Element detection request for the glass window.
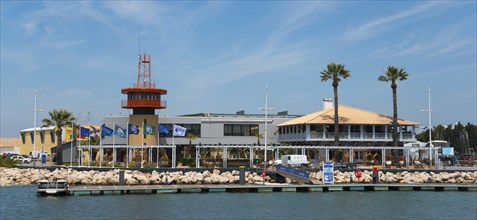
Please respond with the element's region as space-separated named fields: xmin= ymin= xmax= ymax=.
xmin=21 ymin=133 xmax=26 ymax=144
xmin=30 ymin=132 xmax=34 ymax=144
xmin=224 ymin=124 xmax=258 ymax=136
xmin=350 ymin=125 xmax=361 ymax=132
xmin=40 ymin=131 xmax=45 ymax=144
xmin=50 ymin=131 xmax=55 ymax=143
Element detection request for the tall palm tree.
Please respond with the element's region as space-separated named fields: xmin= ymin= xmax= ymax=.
xmin=42 ymin=109 xmax=75 ymax=165
xmin=378 ymin=65 xmax=409 ymax=150
xmin=320 ymin=62 xmax=351 ymax=147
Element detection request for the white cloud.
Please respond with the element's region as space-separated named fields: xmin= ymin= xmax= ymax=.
xmin=344 ymin=1 xmax=444 ymax=41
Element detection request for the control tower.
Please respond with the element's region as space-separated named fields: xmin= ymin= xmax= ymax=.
xmin=121 ymin=54 xmax=167 ymax=145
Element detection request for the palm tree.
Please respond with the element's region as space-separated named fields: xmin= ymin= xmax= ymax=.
xmin=255 ymin=133 xmax=264 ymax=145
xmin=185 ymin=133 xmax=198 ymax=159
xmin=378 ymin=65 xmax=408 ymax=149
xmin=42 ymin=109 xmax=75 ymax=165
xmin=320 ymin=62 xmax=351 ymax=147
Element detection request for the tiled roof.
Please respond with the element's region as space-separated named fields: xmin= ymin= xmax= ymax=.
xmin=278 ymin=105 xmax=419 ymax=126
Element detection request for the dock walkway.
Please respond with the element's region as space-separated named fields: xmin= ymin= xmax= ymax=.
xmin=66 ymin=183 xmax=477 ymax=196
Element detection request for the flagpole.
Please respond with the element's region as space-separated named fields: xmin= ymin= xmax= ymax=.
xmin=141 ymin=120 xmax=144 ymax=168
xmin=78 ymin=126 xmax=82 ymax=167
xmin=70 ymin=122 xmax=74 ymax=167
xmin=88 ymin=113 xmax=91 ymax=168
xmin=126 ymin=121 xmax=129 ymax=168
xmin=100 ymin=124 xmax=103 ymax=168
xmin=157 ymin=112 xmax=160 ymax=168
xmin=113 ymin=122 xmax=116 ymax=168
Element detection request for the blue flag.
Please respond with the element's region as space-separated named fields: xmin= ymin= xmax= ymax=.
xmin=80 ymin=126 xmax=90 ymax=138
xmin=114 ymin=125 xmax=127 ymax=138
xmin=101 ymin=124 xmax=113 ymax=137
xmin=159 ymin=124 xmax=169 ymax=134
xmin=128 ymin=124 xmax=139 ymax=135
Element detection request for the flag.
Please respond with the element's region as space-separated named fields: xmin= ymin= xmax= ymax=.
xmin=80 ymin=126 xmax=90 ymax=138
xmin=101 ymin=124 xmax=113 ymax=137
xmin=143 ymin=123 xmax=155 ymax=135
xmin=90 ymin=126 xmax=99 ymax=136
xmin=72 ymin=124 xmax=78 ymax=140
xmin=114 ymin=125 xmax=127 ymax=138
xmin=173 ymin=125 xmax=187 ymax=137
xmin=128 ymin=124 xmax=139 ymax=135
xmin=159 ymin=124 xmax=170 ymax=134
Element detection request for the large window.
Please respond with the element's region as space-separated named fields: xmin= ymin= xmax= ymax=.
xmin=40 ymin=131 xmax=45 ymax=144
xmin=21 ymin=133 xmax=26 ymax=144
xmin=30 ymin=132 xmax=34 ymax=144
xmin=50 ymin=131 xmax=55 ymax=143
xmin=224 ymin=124 xmax=259 ymax=136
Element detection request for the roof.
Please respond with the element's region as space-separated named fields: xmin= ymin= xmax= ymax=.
xmin=0 ymin=138 xmax=20 ymax=147
xmin=278 ymin=105 xmax=420 ymax=126
xmin=19 ymin=126 xmax=56 ymax=132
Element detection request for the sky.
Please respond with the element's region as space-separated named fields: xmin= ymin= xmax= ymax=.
xmin=1 ymin=1 xmax=476 ymax=138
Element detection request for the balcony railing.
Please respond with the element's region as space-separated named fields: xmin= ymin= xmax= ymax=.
xmin=279 ymin=131 xmax=415 ymax=142
xmin=121 ymin=99 xmax=167 ymax=109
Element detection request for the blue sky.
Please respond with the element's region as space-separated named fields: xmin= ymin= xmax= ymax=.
xmin=1 ymin=1 xmax=476 ymax=138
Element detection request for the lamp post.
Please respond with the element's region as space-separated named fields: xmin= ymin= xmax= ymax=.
xmin=259 ymin=86 xmax=274 ymax=170
xmin=422 ymin=88 xmax=433 ymax=169
xmin=33 ymin=90 xmax=42 ymax=167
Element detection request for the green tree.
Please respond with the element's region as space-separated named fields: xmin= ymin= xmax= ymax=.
xmin=255 ymin=133 xmax=263 ymax=145
xmin=320 ymin=62 xmax=351 ymax=146
xmin=378 ymin=65 xmax=408 ymax=149
xmin=42 ymin=109 xmax=75 ymax=165
xmin=185 ymin=133 xmax=198 ymax=159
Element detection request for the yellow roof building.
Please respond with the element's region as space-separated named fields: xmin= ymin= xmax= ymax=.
xmin=277 ymin=105 xmax=420 ymax=146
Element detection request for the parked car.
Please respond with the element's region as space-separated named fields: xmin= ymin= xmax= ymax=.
xmin=11 ymin=155 xmax=32 ymax=164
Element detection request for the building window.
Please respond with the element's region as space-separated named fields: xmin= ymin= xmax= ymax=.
xmin=40 ymin=131 xmax=45 ymax=144
xmin=224 ymin=124 xmax=259 ymax=136
xmin=50 ymin=131 xmax=55 ymax=143
xmin=30 ymin=132 xmax=34 ymax=144
xmin=21 ymin=133 xmax=26 ymax=144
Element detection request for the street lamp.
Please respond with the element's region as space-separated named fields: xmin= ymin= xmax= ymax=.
xmin=33 ymin=90 xmax=43 ymax=167
xmin=421 ymin=88 xmax=433 ymax=169
xmin=259 ymin=86 xmax=274 ymax=170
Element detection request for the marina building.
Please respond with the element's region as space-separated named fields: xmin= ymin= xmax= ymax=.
xmin=278 ymin=99 xmax=419 ymax=146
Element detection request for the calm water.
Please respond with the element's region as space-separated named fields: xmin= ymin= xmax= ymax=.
xmin=1 ymin=185 xmax=476 ymax=220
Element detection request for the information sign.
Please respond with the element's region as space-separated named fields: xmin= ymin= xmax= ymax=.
xmin=323 ymin=162 xmax=334 ymax=184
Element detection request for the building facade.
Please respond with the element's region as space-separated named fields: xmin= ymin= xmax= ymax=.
xmin=100 ymin=112 xmax=299 ymax=146
xmin=278 ymin=104 xmax=419 ymax=146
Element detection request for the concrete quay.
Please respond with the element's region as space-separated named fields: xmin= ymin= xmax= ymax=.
xmin=65 ymin=183 xmax=477 ymax=196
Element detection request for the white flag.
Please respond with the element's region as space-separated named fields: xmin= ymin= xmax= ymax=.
xmin=173 ymin=125 xmax=187 ymax=136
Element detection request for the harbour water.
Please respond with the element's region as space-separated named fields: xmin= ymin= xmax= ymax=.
xmin=1 ymin=185 xmax=476 ymax=219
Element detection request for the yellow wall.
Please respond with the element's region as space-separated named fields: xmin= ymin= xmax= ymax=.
xmin=128 ymin=114 xmax=158 ymax=145
xmin=19 ymin=129 xmax=57 ymax=155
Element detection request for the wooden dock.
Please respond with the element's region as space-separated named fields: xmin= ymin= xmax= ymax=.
xmin=64 ymin=184 xmax=477 ymax=196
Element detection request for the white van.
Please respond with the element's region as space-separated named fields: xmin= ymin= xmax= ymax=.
xmin=280 ymin=155 xmax=308 ymax=166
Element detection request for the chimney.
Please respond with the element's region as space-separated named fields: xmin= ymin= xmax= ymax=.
xmin=323 ymin=98 xmax=333 ymax=110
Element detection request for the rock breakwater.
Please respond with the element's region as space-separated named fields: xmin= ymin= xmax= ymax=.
xmin=1 ymin=167 xmax=476 ymax=187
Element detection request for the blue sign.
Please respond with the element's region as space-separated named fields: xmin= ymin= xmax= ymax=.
xmin=323 ymin=162 xmax=334 ymax=184
xmin=276 ymin=165 xmax=309 ymax=179
xmin=41 ymin=154 xmax=46 ymax=164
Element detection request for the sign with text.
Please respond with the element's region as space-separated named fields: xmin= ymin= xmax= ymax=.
xmin=323 ymin=162 xmax=334 ymax=184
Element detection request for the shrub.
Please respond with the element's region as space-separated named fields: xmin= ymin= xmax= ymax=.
xmin=0 ymin=157 xmax=20 ymax=168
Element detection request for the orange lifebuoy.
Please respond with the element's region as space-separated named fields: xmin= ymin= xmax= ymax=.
xmin=354 ymin=169 xmax=362 ymax=178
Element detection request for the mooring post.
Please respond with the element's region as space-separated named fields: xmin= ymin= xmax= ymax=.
xmin=239 ymin=166 xmax=245 ymax=185
xmin=119 ymin=169 xmax=125 ymax=186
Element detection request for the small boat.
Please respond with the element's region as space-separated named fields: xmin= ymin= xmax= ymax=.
xmin=37 ymin=179 xmax=69 ymax=196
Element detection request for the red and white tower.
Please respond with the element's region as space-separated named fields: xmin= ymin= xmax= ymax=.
xmin=121 ymin=53 xmax=167 ymax=145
